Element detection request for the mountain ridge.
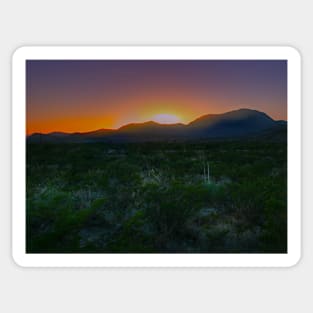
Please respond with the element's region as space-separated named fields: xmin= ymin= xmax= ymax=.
xmin=28 ymin=108 xmax=287 ymax=143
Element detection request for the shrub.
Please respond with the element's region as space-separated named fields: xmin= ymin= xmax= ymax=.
xmin=27 ymin=187 xmax=100 ymax=252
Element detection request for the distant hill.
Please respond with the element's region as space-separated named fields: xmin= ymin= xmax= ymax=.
xmin=27 ymin=108 xmax=287 ymax=143
xmin=188 ymin=108 xmax=277 ymax=138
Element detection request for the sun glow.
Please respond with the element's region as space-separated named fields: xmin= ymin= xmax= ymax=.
xmin=151 ymin=113 xmax=181 ymax=124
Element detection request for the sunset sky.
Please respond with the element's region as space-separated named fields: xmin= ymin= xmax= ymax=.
xmin=26 ymin=60 xmax=287 ymax=135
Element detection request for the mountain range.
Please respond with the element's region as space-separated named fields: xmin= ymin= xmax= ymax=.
xmin=28 ymin=108 xmax=287 ymax=143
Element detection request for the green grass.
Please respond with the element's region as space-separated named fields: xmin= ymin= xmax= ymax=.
xmin=26 ymin=140 xmax=287 ymax=253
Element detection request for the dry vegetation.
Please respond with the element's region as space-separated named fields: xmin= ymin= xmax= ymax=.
xmin=26 ymin=140 xmax=287 ymax=253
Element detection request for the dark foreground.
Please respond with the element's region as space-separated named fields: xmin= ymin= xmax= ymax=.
xmin=26 ymin=140 xmax=287 ymax=253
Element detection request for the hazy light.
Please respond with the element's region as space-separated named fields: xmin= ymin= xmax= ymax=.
xmin=151 ymin=113 xmax=181 ymax=124
xmin=26 ymin=60 xmax=287 ymax=134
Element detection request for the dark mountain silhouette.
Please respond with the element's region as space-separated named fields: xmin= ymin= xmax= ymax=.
xmin=72 ymin=128 xmax=113 ymax=135
xmin=113 ymin=121 xmax=186 ymax=141
xmin=187 ymin=108 xmax=277 ymax=138
xmin=27 ymin=108 xmax=286 ymax=143
xmin=118 ymin=121 xmax=185 ymax=132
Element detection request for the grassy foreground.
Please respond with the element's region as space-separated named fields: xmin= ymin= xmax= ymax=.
xmin=26 ymin=141 xmax=287 ymax=253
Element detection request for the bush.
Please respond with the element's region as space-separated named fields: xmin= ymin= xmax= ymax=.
xmin=27 ymin=187 xmax=100 ymax=252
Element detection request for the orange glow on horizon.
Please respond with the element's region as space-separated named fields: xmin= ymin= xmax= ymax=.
xmin=26 ymin=95 xmax=284 ymax=135
xmin=26 ymin=60 xmax=287 ymax=135
xmin=27 ymin=115 xmax=117 ymax=135
xmin=27 ymin=94 xmax=220 ymax=135
xmin=151 ymin=114 xmax=181 ymax=124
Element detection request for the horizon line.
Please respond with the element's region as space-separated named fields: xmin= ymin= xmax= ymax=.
xmin=27 ymin=108 xmax=287 ymax=136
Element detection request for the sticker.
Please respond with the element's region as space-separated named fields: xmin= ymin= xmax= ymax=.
xmin=12 ymin=46 xmax=301 ymax=267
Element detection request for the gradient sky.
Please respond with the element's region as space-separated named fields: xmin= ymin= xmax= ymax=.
xmin=26 ymin=60 xmax=287 ymax=134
